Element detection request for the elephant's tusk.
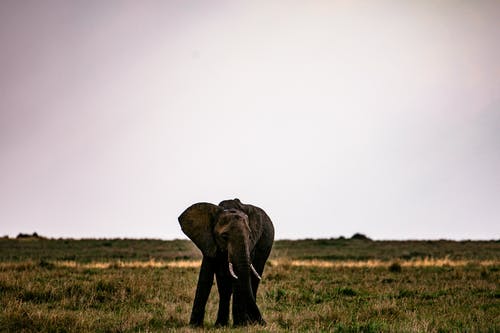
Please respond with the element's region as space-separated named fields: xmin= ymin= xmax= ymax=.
xmin=228 ymin=262 xmax=238 ymax=279
xmin=250 ymin=264 xmax=261 ymax=280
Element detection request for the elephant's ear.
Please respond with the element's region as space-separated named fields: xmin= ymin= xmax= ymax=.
xmin=178 ymin=202 xmax=222 ymax=258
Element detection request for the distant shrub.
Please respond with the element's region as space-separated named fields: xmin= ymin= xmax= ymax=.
xmin=16 ymin=232 xmax=43 ymax=239
xmin=389 ymin=262 xmax=402 ymax=273
xmin=351 ymin=233 xmax=372 ymax=241
xmin=38 ymin=259 xmax=54 ymax=270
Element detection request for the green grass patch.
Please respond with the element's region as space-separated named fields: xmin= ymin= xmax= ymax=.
xmin=0 ymin=238 xmax=498 ymax=331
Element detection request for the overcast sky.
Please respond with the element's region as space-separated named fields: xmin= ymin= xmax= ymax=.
xmin=1 ymin=1 xmax=499 ymax=240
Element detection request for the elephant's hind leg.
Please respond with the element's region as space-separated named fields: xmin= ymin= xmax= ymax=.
xmin=250 ymin=245 xmax=271 ymax=300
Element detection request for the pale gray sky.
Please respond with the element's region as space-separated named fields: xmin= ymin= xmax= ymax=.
xmin=1 ymin=1 xmax=499 ymax=240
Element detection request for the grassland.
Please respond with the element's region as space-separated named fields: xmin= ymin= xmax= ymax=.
xmin=0 ymin=237 xmax=499 ymax=332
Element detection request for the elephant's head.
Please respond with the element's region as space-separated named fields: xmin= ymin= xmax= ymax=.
xmin=178 ymin=201 xmax=263 ymax=325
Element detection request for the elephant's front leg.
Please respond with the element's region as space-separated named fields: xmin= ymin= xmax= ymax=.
xmin=189 ymin=257 xmax=214 ymax=326
xmin=214 ymin=267 xmax=232 ymax=326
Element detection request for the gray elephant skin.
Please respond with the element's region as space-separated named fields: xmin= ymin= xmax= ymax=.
xmin=178 ymin=198 xmax=275 ymax=327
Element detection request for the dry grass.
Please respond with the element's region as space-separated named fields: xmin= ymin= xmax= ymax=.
xmin=1 ymin=261 xmax=498 ymax=332
xmin=56 ymin=259 xmax=202 ymax=269
xmin=272 ymin=257 xmax=500 ymax=268
xmin=1 ymin=238 xmax=498 ymax=332
xmin=1 ymin=258 xmax=497 ymax=270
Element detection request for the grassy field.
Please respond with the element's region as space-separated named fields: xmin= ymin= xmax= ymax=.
xmin=0 ymin=237 xmax=499 ymax=332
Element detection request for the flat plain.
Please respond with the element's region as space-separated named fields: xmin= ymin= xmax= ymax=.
xmin=0 ymin=237 xmax=499 ymax=332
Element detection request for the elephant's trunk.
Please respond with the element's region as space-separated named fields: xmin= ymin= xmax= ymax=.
xmin=230 ymin=247 xmax=263 ymax=326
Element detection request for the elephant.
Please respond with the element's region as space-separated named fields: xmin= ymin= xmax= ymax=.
xmin=178 ymin=198 xmax=275 ymax=327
